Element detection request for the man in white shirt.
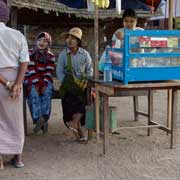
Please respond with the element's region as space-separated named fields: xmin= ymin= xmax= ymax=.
xmin=0 ymin=0 xmax=29 ymax=169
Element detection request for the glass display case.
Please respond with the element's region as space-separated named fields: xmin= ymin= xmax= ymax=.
xmin=109 ymin=29 xmax=180 ymax=84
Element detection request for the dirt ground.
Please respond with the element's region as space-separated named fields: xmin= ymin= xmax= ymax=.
xmin=1 ymin=90 xmax=180 ymax=180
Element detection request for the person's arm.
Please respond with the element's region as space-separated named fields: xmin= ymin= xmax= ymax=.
xmin=0 ymin=74 xmax=14 ymax=90
xmin=56 ymin=52 xmax=65 ymax=83
xmin=115 ymin=31 xmax=124 ymax=40
xmin=0 ymin=74 xmax=7 ymax=86
xmin=85 ymin=51 xmax=93 ymax=77
xmin=11 ymin=32 xmax=29 ymax=99
xmin=11 ymin=62 xmax=28 ymax=98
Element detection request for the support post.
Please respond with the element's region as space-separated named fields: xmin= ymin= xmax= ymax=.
xmin=94 ymin=5 xmax=100 ymax=142
xmin=103 ymin=94 xmax=109 ymax=154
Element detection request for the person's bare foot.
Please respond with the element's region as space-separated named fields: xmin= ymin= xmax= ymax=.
xmin=0 ymin=155 xmax=4 ymax=170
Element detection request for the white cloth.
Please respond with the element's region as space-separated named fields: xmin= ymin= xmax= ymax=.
xmin=112 ymin=27 xmax=144 ymax=48
xmin=0 ymin=69 xmax=24 ymax=154
xmin=0 ymin=22 xmax=29 ymax=68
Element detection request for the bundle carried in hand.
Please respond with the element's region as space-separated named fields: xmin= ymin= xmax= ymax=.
xmin=91 ymin=0 xmax=110 ymax=8
xmin=58 ymin=54 xmax=87 ymax=99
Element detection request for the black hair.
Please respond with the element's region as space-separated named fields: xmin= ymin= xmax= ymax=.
xmin=66 ymin=34 xmax=82 ymax=47
xmin=37 ymin=32 xmax=45 ymax=40
xmin=122 ymin=8 xmax=137 ymax=20
xmin=76 ymin=38 xmax=82 ymax=47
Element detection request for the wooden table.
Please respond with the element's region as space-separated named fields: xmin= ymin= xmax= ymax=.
xmin=88 ymin=79 xmax=180 ymax=154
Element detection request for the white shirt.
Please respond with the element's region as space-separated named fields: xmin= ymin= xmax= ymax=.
xmin=0 ymin=22 xmax=29 ymax=68
xmin=112 ymin=27 xmax=144 ymax=48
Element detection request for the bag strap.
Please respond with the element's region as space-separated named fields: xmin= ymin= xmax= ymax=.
xmin=67 ymin=53 xmax=72 ymax=72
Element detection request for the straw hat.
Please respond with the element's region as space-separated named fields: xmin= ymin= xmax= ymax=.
xmin=67 ymin=27 xmax=82 ymax=41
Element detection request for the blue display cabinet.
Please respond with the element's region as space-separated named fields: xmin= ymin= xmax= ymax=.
xmin=109 ymin=29 xmax=180 ymax=84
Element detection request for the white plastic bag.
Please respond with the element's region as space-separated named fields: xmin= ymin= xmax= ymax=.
xmin=98 ymin=51 xmax=106 ymax=72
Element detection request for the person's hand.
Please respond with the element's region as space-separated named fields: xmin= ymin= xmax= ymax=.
xmin=34 ymin=86 xmax=40 ymax=94
xmin=40 ymin=86 xmax=47 ymax=95
xmin=115 ymin=31 xmax=124 ymax=40
xmin=91 ymin=88 xmax=96 ymax=99
xmin=10 ymin=84 xmax=22 ymax=100
xmin=7 ymin=81 xmax=14 ymax=91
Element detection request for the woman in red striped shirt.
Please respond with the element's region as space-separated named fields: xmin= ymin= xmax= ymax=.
xmin=24 ymin=32 xmax=55 ymax=134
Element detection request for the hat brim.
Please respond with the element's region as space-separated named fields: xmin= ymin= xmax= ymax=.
xmin=66 ymin=33 xmax=82 ymax=42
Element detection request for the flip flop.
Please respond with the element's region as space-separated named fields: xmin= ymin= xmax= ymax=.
xmin=66 ymin=122 xmax=80 ymax=138
xmin=79 ymin=137 xmax=88 ymax=144
xmin=11 ymin=158 xmax=24 ymax=168
xmin=41 ymin=122 xmax=48 ymax=134
xmin=33 ymin=117 xmax=46 ymax=134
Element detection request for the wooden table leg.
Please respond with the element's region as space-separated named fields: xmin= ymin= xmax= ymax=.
xmin=170 ymin=89 xmax=177 ymax=149
xmin=167 ymin=89 xmax=172 ymax=135
xmin=95 ymin=90 xmax=100 ymax=142
xmin=88 ymin=129 xmax=93 ymax=140
xmin=133 ymin=96 xmax=139 ymax=121
xmin=148 ymin=90 xmax=153 ymax=136
xmin=103 ymin=94 xmax=109 ymax=154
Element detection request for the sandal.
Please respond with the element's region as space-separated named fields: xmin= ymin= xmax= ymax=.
xmin=11 ymin=158 xmax=24 ymax=168
xmin=41 ymin=122 xmax=48 ymax=134
xmin=0 ymin=155 xmax=4 ymax=170
xmin=79 ymin=137 xmax=88 ymax=144
xmin=33 ymin=117 xmax=46 ymax=134
xmin=66 ymin=122 xmax=80 ymax=138
xmin=66 ymin=122 xmax=88 ymax=144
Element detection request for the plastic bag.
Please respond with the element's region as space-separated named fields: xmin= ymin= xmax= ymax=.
xmin=98 ymin=50 xmax=123 ymax=72
xmin=98 ymin=51 xmax=106 ymax=72
xmin=109 ymin=51 xmax=123 ymax=66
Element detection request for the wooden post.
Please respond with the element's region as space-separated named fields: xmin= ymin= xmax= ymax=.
xmin=10 ymin=7 xmax=28 ymax=135
xmin=170 ymin=89 xmax=177 ymax=149
xmin=168 ymin=0 xmax=174 ymax=30
xmin=133 ymin=96 xmax=139 ymax=121
xmin=167 ymin=0 xmax=173 ymax=133
xmin=10 ymin=7 xmax=18 ymax=29
xmin=148 ymin=90 xmax=153 ymax=136
xmin=94 ymin=5 xmax=100 ymax=142
xmin=103 ymin=94 xmax=109 ymax=154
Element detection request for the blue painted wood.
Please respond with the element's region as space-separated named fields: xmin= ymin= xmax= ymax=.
xmin=110 ymin=29 xmax=180 ymax=84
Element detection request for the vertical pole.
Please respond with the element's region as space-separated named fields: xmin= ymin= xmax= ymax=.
xmin=94 ymin=5 xmax=100 ymax=142
xmin=167 ymin=0 xmax=173 ymax=133
xmin=170 ymin=89 xmax=177 ymax=149
xmin=123 ymin=29 xmax=129 ymax=84
xmin=103 ymin=94 xmax=109 ymax=154
xmin=10 ymin=7 xmax=18 ymax=29
xmin=168 ymin=0 xmax=174 ymax=30
xmin=148 ymin=90 xmax=153 ymax=136
xmin=133 ymin=96 xmax=139 ymax=121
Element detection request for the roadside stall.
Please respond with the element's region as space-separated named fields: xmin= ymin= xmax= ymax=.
xmin=88 ymin=0 xmax=180 ymax=154
xmin=55 ymin=0 xmax=179 ymax=154
xmin=90 ymin=28 xmax=180 ymax=154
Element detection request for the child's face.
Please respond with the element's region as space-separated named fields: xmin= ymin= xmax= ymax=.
xmin=123 ymin=16 xmax=137 ymax=30
xmin=66 ymin=35 xmax=78 ymax=48
xmin=37 ymin=37 xmax=49 ymax=50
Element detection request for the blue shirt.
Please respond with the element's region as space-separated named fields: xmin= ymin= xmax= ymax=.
xmin=56 ymin=47 xmax=93 ymax=83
